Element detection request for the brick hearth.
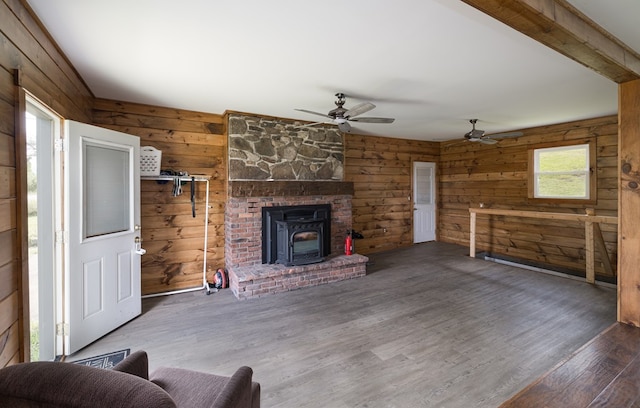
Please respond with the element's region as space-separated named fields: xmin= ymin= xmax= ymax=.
xmin=225 ymin=181 xmax=368 ymax=300
xmin=230 ymin=254 xmax=368 ymax=299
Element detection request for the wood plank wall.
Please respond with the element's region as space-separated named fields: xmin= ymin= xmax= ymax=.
xmin=439 ymin=116 xmax=618 ymax=279
xmin=0 ymin=0 xmax=93 ymax=365
xmin=345 ymin=134 xmax=440 ymax=254
xmin=0 ymin=0 xmax=623 ymax=367
xmin=92 ymin=99 xmax=227 ymax=296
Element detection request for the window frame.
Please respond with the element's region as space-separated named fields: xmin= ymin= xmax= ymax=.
xmin=527 ymin=140 xmax=596 ymax=204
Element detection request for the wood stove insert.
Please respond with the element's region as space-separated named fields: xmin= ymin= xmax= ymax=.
xmin=262 ymin=204 xmax=331 ymax=265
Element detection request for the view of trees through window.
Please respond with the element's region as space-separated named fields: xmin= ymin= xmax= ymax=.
xmin=534 ymin=144 xmax=590 ymax=199
xmin=25 ymin=111 xmax=39 ymax=360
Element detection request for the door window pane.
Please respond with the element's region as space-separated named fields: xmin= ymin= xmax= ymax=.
xmin=416 ymin=167 xmax=433 ymax=204
xmin=83 ymin=143 xmax=130 ymax=238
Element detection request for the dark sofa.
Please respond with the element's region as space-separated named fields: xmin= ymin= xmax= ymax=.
xmin=0 ymin=350 xmax=260 ymax=408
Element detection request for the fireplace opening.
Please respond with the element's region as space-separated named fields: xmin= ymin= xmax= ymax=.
xmin=262 ymin=204 xmax=331 ymax=265
xmin=276 ymin=219 xmax=324 ymax=266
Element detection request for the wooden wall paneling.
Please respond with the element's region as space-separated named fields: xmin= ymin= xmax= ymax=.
xmin=0 ymin=291 xmax=18 ymax=345
xmin=1 ymin=0 xmax=95 ymax=364
xmin=92 ymin=99 xmax=226 ymax=295
xmin=93 ymin=98 xmax=225 ymax=123
xmin=0 ymin=322 xmax=18 ymax=367
xmin=92 ymin=109 xmax=224 ymax=135
xmin=345 ymin=133 xmax=439 ymax=254
xmin=0 ymin=260 xmax=17 ymax=303
xmin=439 ymin=116 xmax=618 ymax=280
xmin=0 ymin=198 xmax=16 ymax=231
xmin=0 ymin=2 xmax=92 ymax=121
xmin=4 ymin=0 xmax=90 ymax=97
xmin=0 ymin=167 xmax=16 ymax=199
xmin=0 ymin=321 xmax=19 ymax=367
xmin=0 ymin=133 xmax=14 ymax=167
xmin=0 ymin=99 xmax=14 ymax=136
xmin=0 ymin=62 xmax=18 ymax=368
xmin=618 ymin=79 xmax=640 ymax=326
xmin=0 ymin=68 xmax=14 ymax=104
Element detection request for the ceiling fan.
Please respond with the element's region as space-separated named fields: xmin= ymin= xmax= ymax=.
xmin=464 ymin=119 xmax=523 ymax=144
xmin=295 ymin=93 xmax=395 ymax=133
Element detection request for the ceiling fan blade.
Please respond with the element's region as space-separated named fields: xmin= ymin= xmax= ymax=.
xmin=295 ymin=108 xmax=332 ymax=119
xmin=344 ymin=102 xmax=375 ymax=118
xmin=295 ymin=121 xmax=327 ymax=129
xmin=479 ymin=138 xmax=498 ymax=145
xmin=349 ymin=117 xmax=395 ymax=124
xmin=487 ymin=131 xmax=523 ymax=139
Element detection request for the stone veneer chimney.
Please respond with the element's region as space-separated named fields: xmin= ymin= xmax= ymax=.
xmin=223 ymin=115 xmax=368 ymax=299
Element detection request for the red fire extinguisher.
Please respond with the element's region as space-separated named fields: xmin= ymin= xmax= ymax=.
xmin=345 ymin=231 xmax=353 ymax=255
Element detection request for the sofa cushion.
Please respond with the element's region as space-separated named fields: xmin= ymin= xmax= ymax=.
xmin=0 ymin=361 xmax=177 ymax=408
xmin=151 ymin=366 xmax=256 ymax=408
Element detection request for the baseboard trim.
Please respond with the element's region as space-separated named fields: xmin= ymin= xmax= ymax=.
xmin=483 ymin=255 xmax=617 ymax=289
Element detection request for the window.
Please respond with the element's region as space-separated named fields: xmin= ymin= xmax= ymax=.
xmin=529 ymin=142 xmax=595 ymax=201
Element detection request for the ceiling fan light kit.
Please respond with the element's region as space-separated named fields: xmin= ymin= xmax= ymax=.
xmin=295 ymin=93 xmax=395 ymax=133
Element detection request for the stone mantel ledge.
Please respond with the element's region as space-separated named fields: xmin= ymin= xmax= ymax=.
xmin=228 ymin=180 xmax=354 ymax=197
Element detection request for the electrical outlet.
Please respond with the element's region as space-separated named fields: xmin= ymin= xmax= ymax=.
xmin=383 ymin=228 xmax=387 ymax=233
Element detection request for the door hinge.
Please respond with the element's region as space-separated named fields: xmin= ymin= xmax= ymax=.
xmin=55 ymin=230 xmax=68 ymax=244
xmin=56 ymin=323 xmax=69 ymax=336
xmin=54 ymin=139 xmax=65 ymax=152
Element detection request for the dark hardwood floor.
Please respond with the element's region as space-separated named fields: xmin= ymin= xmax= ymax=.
xmin=500 ymin=322 xmax=640 ymax=408
xmin=70 ymin=242 xmax=617 ymax=407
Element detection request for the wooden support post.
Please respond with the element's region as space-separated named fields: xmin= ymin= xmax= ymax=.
xmin=618 ymin=79 xmax=640 ymax=326
xmin=469 ymin=211 xmax=477 ymax=258
xmin=585 ymin=209 xmax=595 ymax=284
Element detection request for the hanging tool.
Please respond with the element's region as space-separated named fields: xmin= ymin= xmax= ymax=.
xmin=172 ymin=176 xmax=182 ymax=197
xmin=191 ymin=176 xmax=196 ymax=217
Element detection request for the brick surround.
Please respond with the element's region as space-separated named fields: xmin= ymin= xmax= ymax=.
xmin=225 ymin=181 xmax=369 ymax=299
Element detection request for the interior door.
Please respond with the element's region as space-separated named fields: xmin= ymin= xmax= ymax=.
xmin=65 ymin=121 xmax=141 ymax=354
xmin=413 ymin=161 xmax=436 ymax=243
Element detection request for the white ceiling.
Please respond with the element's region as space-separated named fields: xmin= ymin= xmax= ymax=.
xmin=25 ymin=0 xmax=639 ymax=141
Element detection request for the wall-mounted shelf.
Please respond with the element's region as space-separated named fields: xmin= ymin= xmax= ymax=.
xmin=141 ymin=174 xmax=211 ymax=182
xmin=140 ymin=175 xmax=211 ymax=296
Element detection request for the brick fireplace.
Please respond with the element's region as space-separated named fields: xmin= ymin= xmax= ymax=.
xmin=225 ymin=181 xmax=368 ymax=299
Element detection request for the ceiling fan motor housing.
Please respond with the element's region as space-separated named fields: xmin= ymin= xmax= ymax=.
xmin=295 ymin=92 xmax=394 ymax=133
xmin=329 ymin=106 xmax=348 ymax=119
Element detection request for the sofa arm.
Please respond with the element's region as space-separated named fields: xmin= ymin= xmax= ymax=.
xmin=151 ymin=365 xmax=259 ymax=408
xmin=0 ymin=361 xmax=176 ymax=408
xmin=113 ymin=350 xmax=150 ymax=379
xmin=211 ymin=366 xmax=255 ymax=408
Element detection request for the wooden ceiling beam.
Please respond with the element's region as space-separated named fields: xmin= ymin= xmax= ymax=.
xmin=461 ymin=0 xmax=640 ymax=83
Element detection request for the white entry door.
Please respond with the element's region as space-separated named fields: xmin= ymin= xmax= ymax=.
xmin=65 ymin=121 xmax=141 ymax=354
xmin=413 ymin=162 xmax=436 ymax=243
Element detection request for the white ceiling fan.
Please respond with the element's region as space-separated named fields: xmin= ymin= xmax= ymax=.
xmin=464 ymin=119 xmax=523 ymax=144
xmin=295 ymin=93 xmax=395 ymax=133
